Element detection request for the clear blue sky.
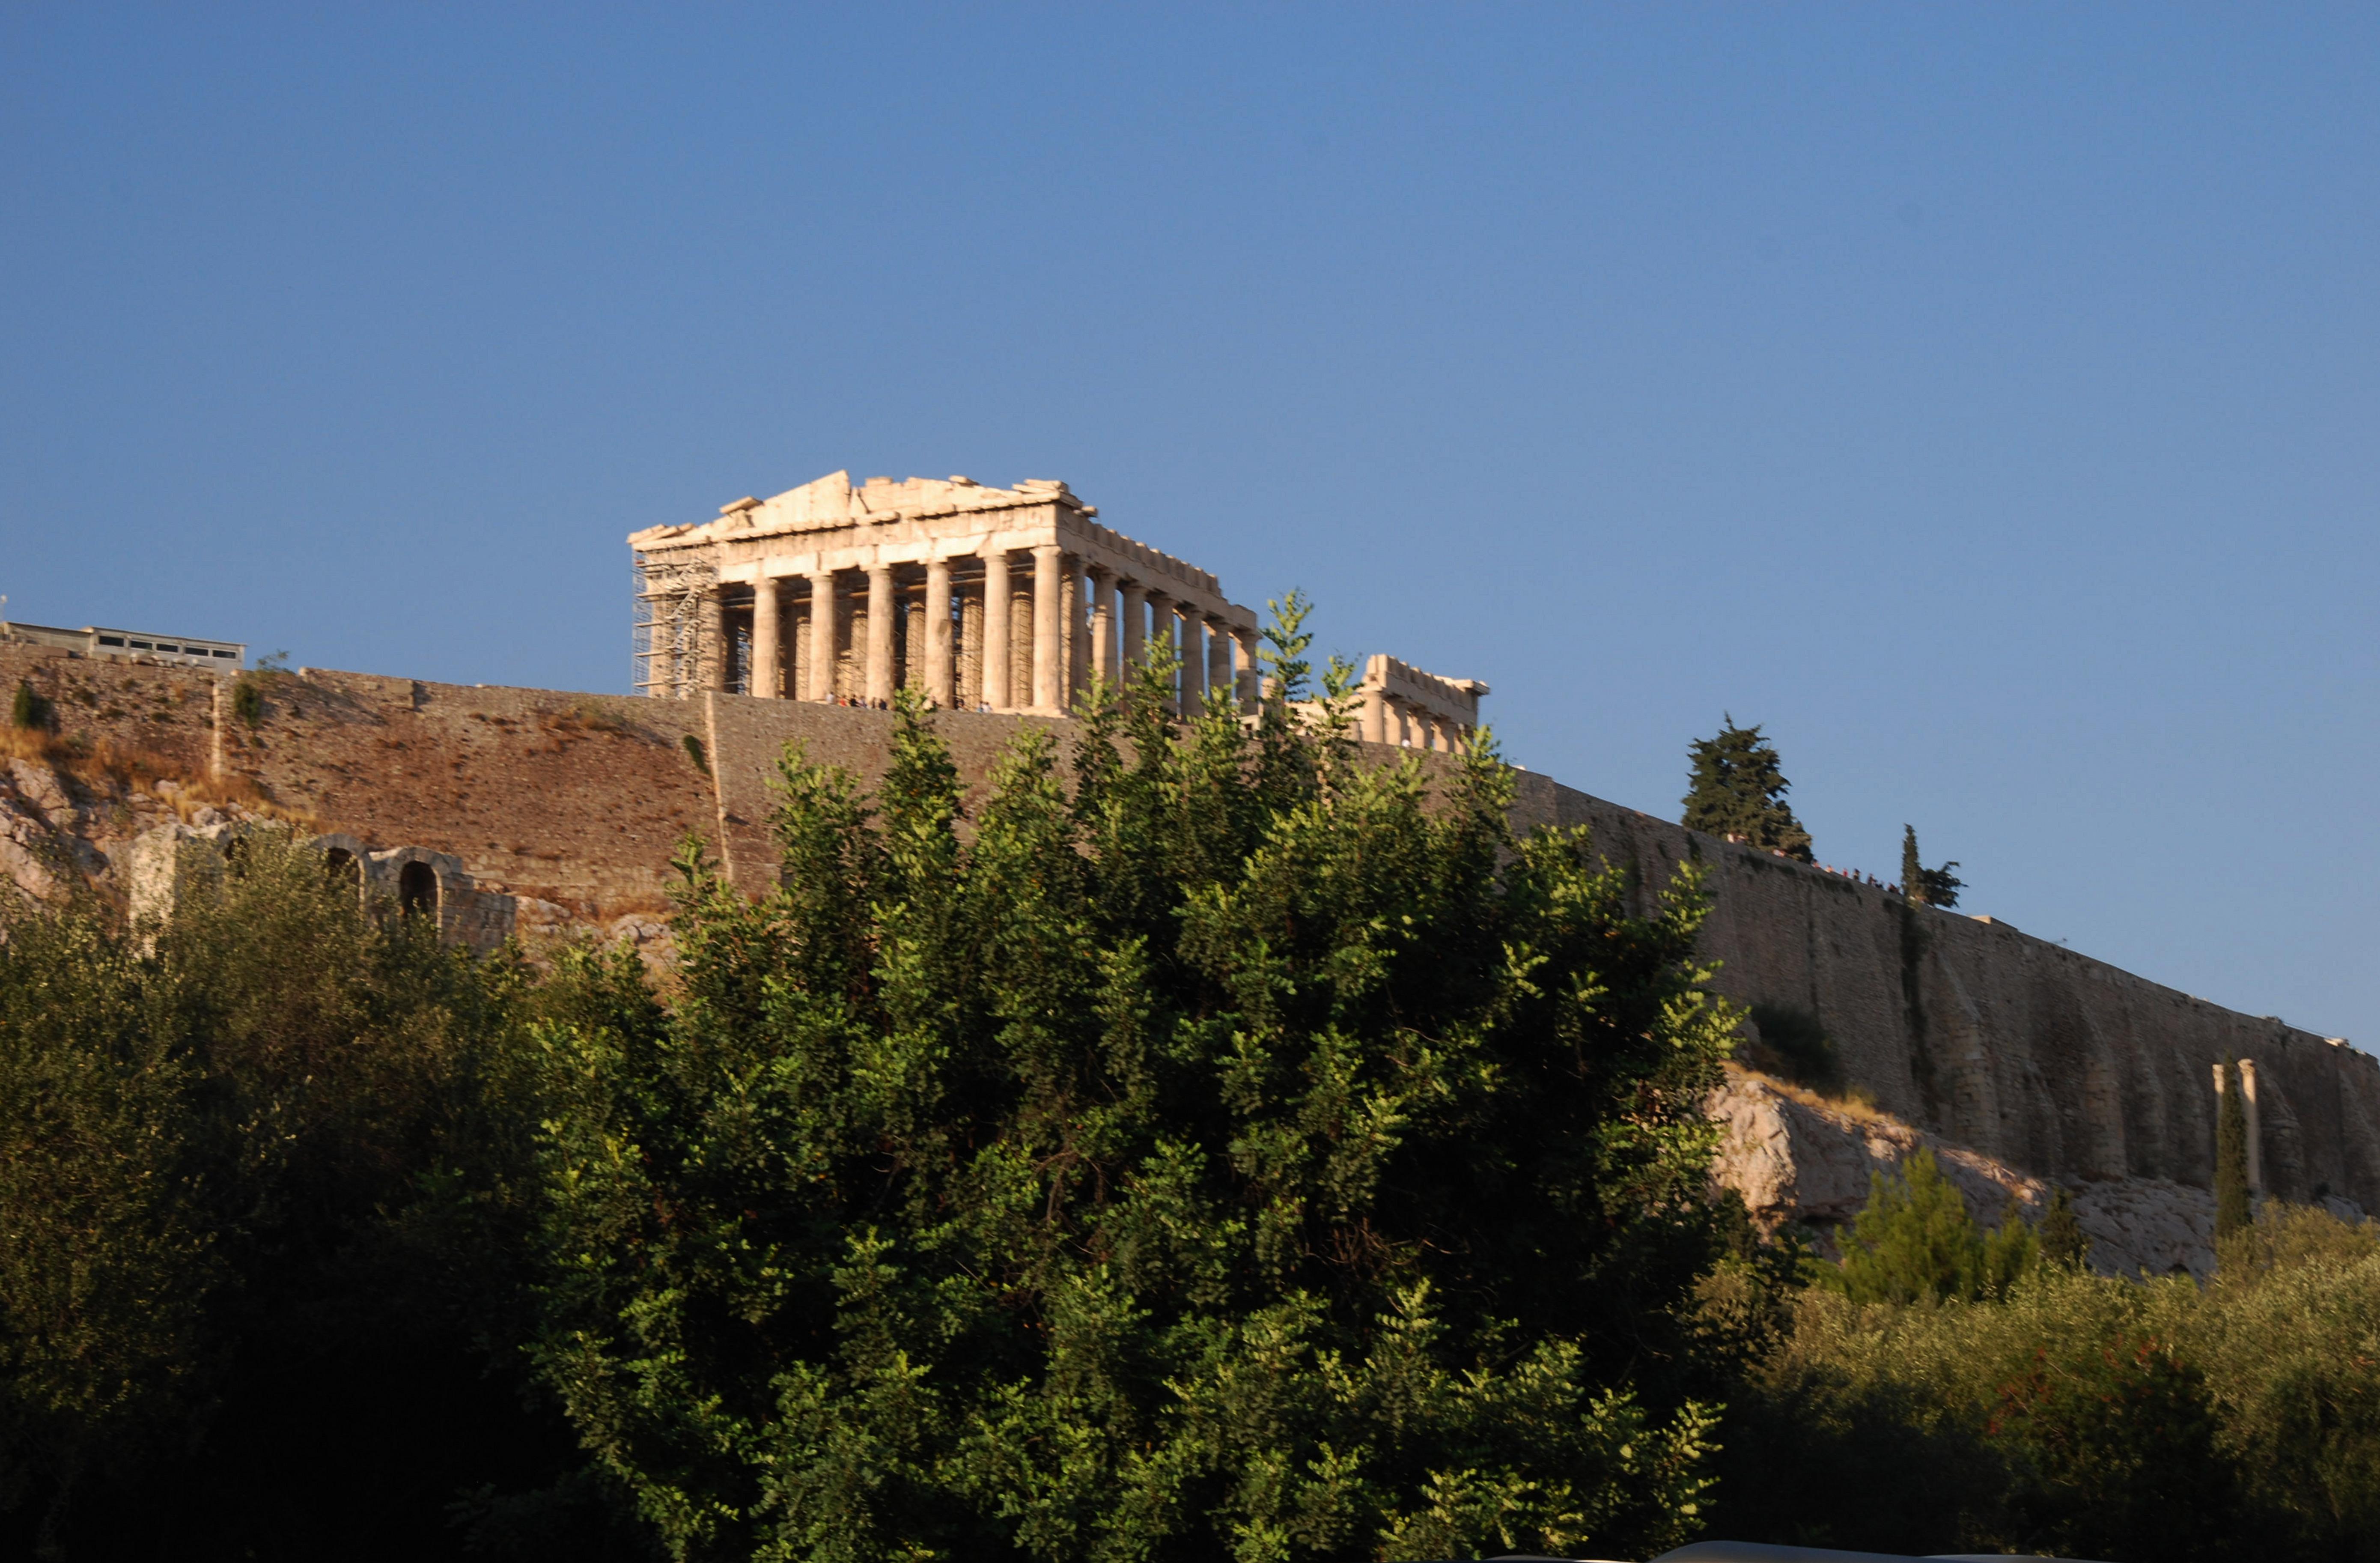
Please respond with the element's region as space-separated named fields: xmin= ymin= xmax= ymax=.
xmin=4 ymin=6 xmax=2374 ymax=1042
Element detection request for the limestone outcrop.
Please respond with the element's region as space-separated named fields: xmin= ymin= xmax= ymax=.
xmin=1707 ymin=1067 xmax=2369 ymax=1281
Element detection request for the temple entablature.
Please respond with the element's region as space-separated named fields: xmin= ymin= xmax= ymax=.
xmin=632 ymin=470 xmax=1262 ymax=718
xmin=1355 ymin=655 xmax=1488 ymax=752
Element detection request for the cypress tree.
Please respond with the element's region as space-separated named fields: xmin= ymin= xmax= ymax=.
xmin=2216 ymin=1059 xmax=2253 ymax=1240
xmin=1682 ymin=716 xmax=1813 ymax=862
xmin=2037 ymin=1184 xmax=2088 ymax=1270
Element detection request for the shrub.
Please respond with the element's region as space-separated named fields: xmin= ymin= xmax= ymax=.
xmin=9 ymin=680 xmax=54 ymax=731
xmin=530 ymin=617 xmax=1740 ymax=1563
xmin=0 ymin=832 xmax=632 ymax=1559
xmin=1823 ymin=1148 xmax=2037 ymax=1306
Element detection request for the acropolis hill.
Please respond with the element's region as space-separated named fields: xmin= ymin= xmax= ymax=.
xmin=3 ymin=467 xmax=2372 ymax=1277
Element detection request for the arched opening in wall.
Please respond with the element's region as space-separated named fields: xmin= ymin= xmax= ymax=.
xmin=323 ymin=847 xmax=361 ymax=900
xmin=398 ymin=861 xmax=438 ymax=920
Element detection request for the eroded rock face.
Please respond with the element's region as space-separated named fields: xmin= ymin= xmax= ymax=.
xmin=1703 ymin=1067 xmax=2353 ymax=1281
xmin=1708 ymin=1066 xmax=2046 ymax=1233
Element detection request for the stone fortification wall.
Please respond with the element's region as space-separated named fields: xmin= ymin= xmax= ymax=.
xmin=0 ymin=643 xmax=1071 ymax=914
xmin=1510 ymin=773 xmax=2380 ymax=1212
xmin=9 ymin=641 xmax=2372 ymax=1214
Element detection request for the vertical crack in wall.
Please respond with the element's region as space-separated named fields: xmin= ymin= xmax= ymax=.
xmin=1898 ymin=900 xmax=1942 ymax=1127
xmin=702 ymin=689 xmax=734 ymax=885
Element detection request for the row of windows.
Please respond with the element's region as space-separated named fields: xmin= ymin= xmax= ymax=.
xmin=93 ymin=635 xmax=238 ymax=658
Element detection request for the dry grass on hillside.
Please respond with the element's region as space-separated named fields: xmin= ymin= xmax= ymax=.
xmin=2 ymin=726 xmax=316 ymax=828
xmin=1725 ymin=1060 xmax=1891 ymax=1125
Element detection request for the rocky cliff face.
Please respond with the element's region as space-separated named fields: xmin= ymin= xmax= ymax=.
xmin=1707 ymin=1067 xmax=2243 ymax=1280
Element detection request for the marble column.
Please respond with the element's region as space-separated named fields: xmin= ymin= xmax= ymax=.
xmin=1180 ymin=604 xmax=1204 ymax=711
xmin=925 ymin=558 xmax=954 ymax=708
xmin=1088 ymin=567 xmax=1116 ymax=684
xmin=1144 ymin=591 xmax=1173 ymax=711
xmin=701 ymin=588 xmax=728 ymax=692
xmin=752 ymin=578 xmax=781 ymax=698
xmin=807 ymin=572 xmax=837 ymax=701
xmin=1172 ymin=607 xmax=1198 ymax=710
xmin=1120 ymin=580 xmax=1147 ymax=669
xmin=865 ymin=565 xmax=896 ymax=704
xmin=1206 ymin=618 xmax=1231 ymax=711
xmin=1360 ymin=685 xmax=1386 ymax=744
xmin=1065 ymin=555 xmax=1089 ymax=707
xmin=1031 ymin=545 xmax=1063 ymax=713
xmin=1234 ymin=626 xmax=1262 ymax=713
xmin=981 ymin=551 xmax=1012 ymax=711
xmin=959 ymin=585 xmax=983 ymax=708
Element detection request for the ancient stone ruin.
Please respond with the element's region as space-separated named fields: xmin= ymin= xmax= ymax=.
xmin=124 ymin=821 xmax=517 ymax=951
xmin=629 ymin=470 xmax=1488 ymax=747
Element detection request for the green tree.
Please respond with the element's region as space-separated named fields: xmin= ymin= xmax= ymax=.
xmin=2037 ymin=1186 xmax=2088 ymax=1271
xmin=1826 ymin=1149 xmax=2036 ymax=1306
xmin=1734 ymin=1266 xmax=2240 ymax=1560
xmin=0 ymin=834 xmax=629 ymax=1561
xmin=531 ymin=622 xmax=1740 ymax=1563
xmin=1682 ymin=717 xmax=1812 ymax=862
xmin=1900 ymin=826 xmax=1963 ymax=908
xmin=9 ymin=680 xmax=54 ymax=731
xmin=2194 ymin=1206 xmax=2380 ymax=1557
xmin=2216 ymin=1060 xmax=2253 ymax=1241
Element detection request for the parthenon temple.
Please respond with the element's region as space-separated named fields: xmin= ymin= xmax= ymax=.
xmin=629 ymin=471 xmax=1487 ymax=749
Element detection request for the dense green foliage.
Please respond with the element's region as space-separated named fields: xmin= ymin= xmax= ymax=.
xmin=0 ymin=836 xmax=643 ymax=1561
xmin=1897 ymin=824 xmax=1962 ymax=908
xmin=1819 ymin=1149 xmax=2035 ymax=1306
xmin=529 ymin=635 xmax=1740 ymax=1563
xmin=230 ymin=674 xmax=265 ymax=726
xmin=1680 ymin=719 xmax=1811 ymax=862
xmin=11 ymin=621 xmax=2380 ymax=1563
xmin=1719 ymin=1202 xmax=2380 ymax=1563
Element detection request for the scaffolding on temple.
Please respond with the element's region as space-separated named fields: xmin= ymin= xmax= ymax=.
xmin=632 ymin=554 xmax=718 ymax=698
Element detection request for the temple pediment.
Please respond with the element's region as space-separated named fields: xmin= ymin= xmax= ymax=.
xmin=630 ymin=471 xmax=1096 ymax=552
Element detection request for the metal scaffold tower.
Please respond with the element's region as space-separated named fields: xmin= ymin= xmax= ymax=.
xmin=632 ymin=554 xmax=717 ymax=698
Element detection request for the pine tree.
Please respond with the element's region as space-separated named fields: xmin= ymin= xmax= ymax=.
xmin=1901 ymin=824 xmax=1963 ymax=908
xmin=2216 ymin=1059 xmax=2254 ymax=1241
xmin=1682 ymin=716 xmax=1813 ymax=862
xmin=1827 ymin=1148 xmax=2036 ymax=1304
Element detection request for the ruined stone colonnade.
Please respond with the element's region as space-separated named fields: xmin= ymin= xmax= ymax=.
xmin=631 ymin=470 xmax=1488 ymax=748
xmin=632 ymin=472 xmax=1265 ymax=717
